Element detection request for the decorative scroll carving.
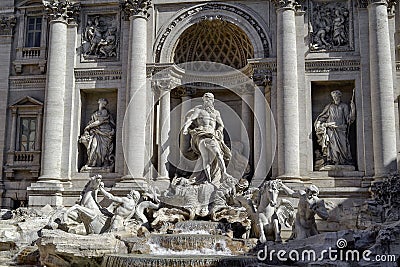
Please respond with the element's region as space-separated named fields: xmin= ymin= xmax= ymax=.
xmin=42 ymin=0 xmax=80 ymax=22
xmin=0 ymin=15 xmax=16 ymax=35
xmin=82 ymin=15 xmax=119 ymax=61
xmin=309 ymin=1 xmax=353 ymax=52
xmin=120 ymin=0 xmax=152 ymax=19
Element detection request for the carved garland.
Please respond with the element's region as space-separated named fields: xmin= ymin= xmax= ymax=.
xmin=155 ymin=3 xmax=270 ymax=63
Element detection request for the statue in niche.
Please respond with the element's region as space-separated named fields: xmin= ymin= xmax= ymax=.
xmin=82 ymin=15 xmax=118 ymax=60
xmin=79 ymin=98 xmax=115 ymax=172
xmin=182 ymin=92 xmax=232 ymax=186
xmin=314 ymin=90 xmax=355 ymax=170
xmin=279 ymin=182 xmax=329 ymax=240
xmin=310 ymin=2 xmax=350 ymax=51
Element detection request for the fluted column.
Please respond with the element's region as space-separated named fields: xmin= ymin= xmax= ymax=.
xmin=274 ymin=0 xmax=300 ymax=179
xmin=39 ymin=0 xmax=79 ymax=181
xmin=121 ymin=0 xmax=152 ymax=179
xmin=368 ymin=0 xmax=397 ymax=177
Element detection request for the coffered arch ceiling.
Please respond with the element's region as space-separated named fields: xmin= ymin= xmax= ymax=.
xmin=173 ymin=19 xmax=254 ymax=69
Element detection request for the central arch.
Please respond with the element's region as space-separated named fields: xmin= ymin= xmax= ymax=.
xmin=153 ymin=2 xmax=272 ymax=63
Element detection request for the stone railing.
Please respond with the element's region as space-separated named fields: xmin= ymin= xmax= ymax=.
xmin=7 ymin=150 xmax=41 ymax=166
xmin=5 ymin=150 xmax=41 ymax=178
xmin=16 ymin=47 xmax=46 ymax=60
xmin=14 ymin=47 xmax=47 ymax=73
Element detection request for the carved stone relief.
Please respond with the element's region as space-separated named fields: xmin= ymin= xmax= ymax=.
xmin=81 ymin=14 xmax=119 ymax=61
xmin=309 ymin=1 xmax=353 ymax=52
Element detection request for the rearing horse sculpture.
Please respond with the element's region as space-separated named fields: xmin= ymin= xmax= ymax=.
xmin=237 ymin=180 xmax=294 ymax=243
xmin=64 ymin=175 xmax=112 ymax=234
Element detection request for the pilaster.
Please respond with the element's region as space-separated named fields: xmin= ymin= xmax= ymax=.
xmin=0 ymin=15 xmax=15 ymax=207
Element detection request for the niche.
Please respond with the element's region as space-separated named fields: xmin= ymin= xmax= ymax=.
xmin=311 ymin=81 xmax=357 ymax=171
xmin=78 ymin=89 xmax=117 ymax=172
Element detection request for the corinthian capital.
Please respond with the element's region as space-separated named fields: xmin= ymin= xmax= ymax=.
xmin=272 ymin=0 xmax=301 ymax=10
xmin=42 ymin=0 xmax=80 ymax=22
xmin=120 ymin=0 xmax=152 ymax=19
xmin=0 ymin=15 xmax=16 ymax=36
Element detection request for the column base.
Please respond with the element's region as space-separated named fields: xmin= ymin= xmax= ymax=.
xmin=112 ymin=176 xmax=148 ymax=195
xmin=27 ymin=180 xmax=68 ymax=208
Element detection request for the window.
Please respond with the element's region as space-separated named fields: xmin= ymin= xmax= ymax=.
xmin=19 ymin=117 xmax=37 ymax=151
xmin=25 ymin=17 xmax=42 ymax=47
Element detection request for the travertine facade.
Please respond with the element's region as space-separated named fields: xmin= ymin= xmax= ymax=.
xmin=0 ymin=0 xmax=399 ymax=234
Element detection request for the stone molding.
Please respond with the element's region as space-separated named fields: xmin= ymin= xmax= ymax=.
xmin=305 ymin=59 xmax=360 ymax=72
xmin=9 ymin=75 xmax=46 ymax=89
xmin=154 ymin=2 xmax=270 ymax=63
xmin=147 ymin=59 xmax=360 ymax=81
xmin=0 ymin=15 xmax=16 ymax=36
xmin=120 ymin=0 xmax=152 ymax=19
xmin=42 ymin=0 xmax=80 ymax=23
xmin=74 ymin=69 xmax=122 ymax=82
xmin=248 ymin=58 xmax=359 ymax=73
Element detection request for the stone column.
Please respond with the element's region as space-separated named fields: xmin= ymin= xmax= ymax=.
xmin=178 ymin=88 xmax=194 ymax=173
xmin=0 ymin=15 xmax=16 ymax=207
xmin=111 ymin=0 xmax=153 ymax=195
xmin=28 ymin=0 xmax=79 ymax=207
xmin=240 ymin=90 xmax=254 ymax=160
xmin=368 ymin=0 xmax=398 ymax=177
xmin=120 ymin=0 xmax=152 ymax=185
xmin=273 ymin=0 xmax=300 ymax=179
xmin=153 ymin=79 xmax=172 ymax=178
xmin=252 ymin=74 xmax=268 ymax=184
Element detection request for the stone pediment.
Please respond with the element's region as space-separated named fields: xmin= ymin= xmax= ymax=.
xmin=10 ymin=96 xmax=43 ymax=108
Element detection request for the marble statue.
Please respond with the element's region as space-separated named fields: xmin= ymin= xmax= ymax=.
xmin=314 ymin=90 xmax=355 ymax=169
xmin=99 ymin=187 xmax=141 ymax=231
xmin=79 ymin=98 xmax=116 ymax=172
xmin=279 ymin=182 xmax=329 ymax=240
xmin=237 ymin=180 xmax=294 ymax=243
xmin=63 ymin=175 xmax=159 ymax=234
xmin=64 ymin=175 xmax=112 ymax=234
xmin=182 ymin=92 xmax=232 ymax=186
